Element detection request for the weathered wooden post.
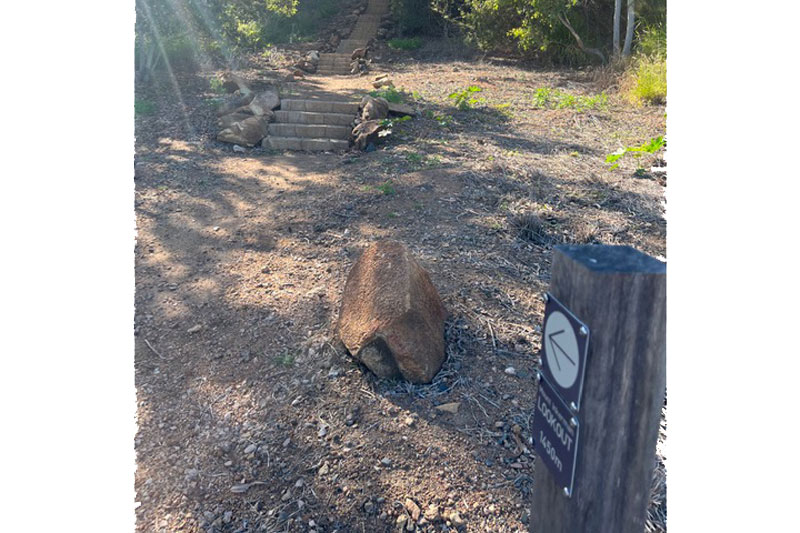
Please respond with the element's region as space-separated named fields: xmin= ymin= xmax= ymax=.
xmin=530 ymin=245 xmax=666 ymax=533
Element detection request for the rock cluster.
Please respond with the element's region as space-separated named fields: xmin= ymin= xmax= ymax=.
xmin=294 ymin=50 xmax=321 ymax=74
xmin=337 ymin=240 xmax=447 ymax=384
xmin=350 ymin=89 xmax=415 ymax=151
xmin=215 ymin=76 xmax=280 ymax=148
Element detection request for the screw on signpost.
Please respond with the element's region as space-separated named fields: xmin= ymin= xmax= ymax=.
xmin=530 ymin=245 xmax=666 ymax=533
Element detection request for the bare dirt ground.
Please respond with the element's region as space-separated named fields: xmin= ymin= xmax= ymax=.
xmin=134 ymin=50 xmax=666 ymax=533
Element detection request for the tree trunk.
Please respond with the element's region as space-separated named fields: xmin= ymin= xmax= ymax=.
xmin=613 ymin=0 xmax=622 ymax=57
xmin=558 ymin=13 xmax=606 ymax=64
xmin=623 ymin=0 xmax=635 ymax=56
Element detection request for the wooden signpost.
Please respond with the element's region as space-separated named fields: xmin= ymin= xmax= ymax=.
xmin=530 ymin=245 xmax=666 ymax=533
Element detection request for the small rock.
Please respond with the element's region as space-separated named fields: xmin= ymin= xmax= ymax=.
xmin=281 ymin=490 xmax=291 ymax=502
xmin=223 ymin=511 xmax=232 ymax=524
xmin=449 ymin=511 xmax=465 ymax=527
xmin=380 ymin=457 xmax=392 ymax=467
xmin=396 ymin=515 xmax=408 ymax=527
xmin=318 ymin=462 xmax=329 ymax=476
xmin=424 ymin=504 xmax=440 ymax=522
xmin=435 ymin=402 xmax=461 ymax=414
xmin=504 ymin=366 xmax=517 ymax=376
xmin=405 ymin=498 xmax=421 ymax=522
xmin=295 ymin=478 xmax=304 ymax=488
xmin=283 ymin=437 xmax=291 ymax=448
xmin=364 ymin=501 xmax=374 ymax=513
xmin=232 ymin=145 xmax=246 ymax=153
xmin=403 ymin=416 xmax=415 ymax=427
xmin=318 ymin=425 xmax=329 ymax=438
xmin=379 ymin=511 xmax=388 ymax=521
xmin=244 ymin=443 xmax=257 ymax=454
xmin=187 ymin=324 xmax=203 ymax=334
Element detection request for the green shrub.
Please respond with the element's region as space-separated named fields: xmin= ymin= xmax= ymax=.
xmin=135 ymin=99 xmax=157 ymax=116
xmin=533 ymin=87 xmax=608 ymax=111
xmin=209 ymin=77 xmax=227 ymax=94
xmin=161 ymin=34 xmax=198 ymax=69
xmin=390 ymin=0 xmax=436 ymax=35
xmin=369 ymin=86 xmax=404 ymax=103
xmin=605 ymin=135 xmax=665 ymax=170
xmin=448 ymin=86 xmax=484 ymax=110
xmin=636 ymin=23 xmax=666 ymax=58
xmin=388 ymin=37 xmax=423 ymax=50
xmin=627 ymin=56 xmax=666 ymax=105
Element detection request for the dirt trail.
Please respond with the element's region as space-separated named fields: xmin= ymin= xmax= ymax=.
xmin=135 ymin=56 xmax=666 ymax=532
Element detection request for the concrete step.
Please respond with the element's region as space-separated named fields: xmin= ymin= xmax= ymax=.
xmin=273 ymin=110 xmax=355 ymax=126
xmin=269 ymin=123 xmax=351 ymax=140
xmin=337 ymin=40 xmax=368 ymax=52
xmin=319 ymin=53 xmax=352 ymax=59
xmin=264 ymin=136 xmax=349 ymax=151
xmin=281 ymin=99 xmax=359 ymax=113
xmin=318 ymin=59 xmax=354 ymax=66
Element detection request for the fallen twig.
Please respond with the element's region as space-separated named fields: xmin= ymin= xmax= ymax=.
xmin=145 ymin=338 xmax=166 ymax=360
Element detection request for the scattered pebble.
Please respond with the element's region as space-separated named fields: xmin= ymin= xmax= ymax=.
xmin=380 ymin=457 xmax=392 ymax=467
xmin=244 ymin=443 xmax=256 ymax=454
xmin=187 ymin=324 xmax=203 ymax=334
xmin=504 ymin=366 xmax=517 ymax=376
xmin=435 ymin=402 xmax=461 ymax=414
xmin=405 ymin=498 xmax=421 ymax=521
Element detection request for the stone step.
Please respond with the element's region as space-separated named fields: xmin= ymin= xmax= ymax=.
xmin=269 ymin=123 xmax=351 ymax=140
xmin=316 ymin=70 xmax=352 ymax=76
xmin=273 ymin=110 xmax=355 ymax=126
xmin=338 ymin=39 xmax=368 ymax=49
xmin=281 ymin=99 xmax=359 ymax=113
xmin=319 ymin=53 xmax=352 ymax=59
xmin=265 ymin=136 xmax=349 ymax=151
xmin=318 ymin=59 xmax=354 ymax=66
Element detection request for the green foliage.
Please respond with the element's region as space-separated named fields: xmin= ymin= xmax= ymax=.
xmin=388 ymin=37 xmax=424 ymax=50
xmin=135 ymin=99 xmax=157 ymax=115
xmin=448 ymin=85 xmax=484 ymax=110
xmin=369 ymin=86 xmax=404 ymax=103
xmin=209 ymin=76 xmax=227 ymax=94
xmin=390 ymin=0 xmax=437 ymax=35
xmin=273 ymin=351 xmax=296 ymax=367
xmin=380 ymin=115 xmax=412 ymax=128
xmin=627 ymin=55 xmax=666 ymax=105
xmin=636 ymin=23 xmax=666 ymax=58
xmin=533 ymin=87 xmax=608 ymax=111
xmin=363 ymin=181 xmax=397 ymax=195
xmin=606 ymin=135 xmax=665 ymax=170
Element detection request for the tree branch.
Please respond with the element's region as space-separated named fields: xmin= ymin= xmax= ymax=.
xmin=557 ymin=12 xmax=606 ymax=64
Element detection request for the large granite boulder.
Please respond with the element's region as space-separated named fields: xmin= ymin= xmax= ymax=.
xmin=217 ymin=115 xmax=270 ymax=147
xmin=361 ymin=96 xmax=389 ymax=121
xmin=338 ymin=240 xmax=447 ymax=384
xmin=216 ymin=91 xmax=256 ymax=117
xmin=351 ymin=119 xmax=384 ymax=151
xmin=247 ymin=89 xmax=280 ymax=116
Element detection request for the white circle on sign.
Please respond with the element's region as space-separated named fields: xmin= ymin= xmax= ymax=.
xmin=544 ymin=310 xmax=580 ymax=389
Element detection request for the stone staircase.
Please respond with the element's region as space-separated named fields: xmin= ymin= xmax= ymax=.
xmin=263 ymin=0 xmax=391 ymax=150
xmin=317 ymin=0 xmax=390 ymax=75
xmin=263 ymin=98 xmax=359 ymax=151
